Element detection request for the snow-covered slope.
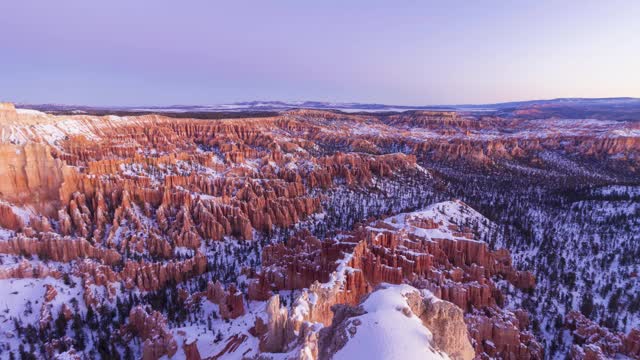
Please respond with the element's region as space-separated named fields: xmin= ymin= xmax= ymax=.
xmin=334 ymin=284 xmax=448 ymax=360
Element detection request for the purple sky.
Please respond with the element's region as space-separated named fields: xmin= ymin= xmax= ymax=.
xmin=2 ymin=1 xmax=639 ymax=106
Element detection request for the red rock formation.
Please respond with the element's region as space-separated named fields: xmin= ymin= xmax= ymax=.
xmin=0 ymin=202 xmax=24 ymax=230
xmin=626 ymin=329 xmax=640 ymax=358
xmin=119 ymin=253 xmax=207 ymax=292
xmin=69 ymin=253 xmax=207 ymax=309
xmin=206 ymin=281 xmax=246 ymax=319
xmin=61 ymin=304 xmax=73 ymax=321
xmin=570 ymin=344 xmax=608 ymax=360
xmin=0 ymin=260 xmax=61 ymax=279
xmin=250 ymin=204 xmax=542 ymax=359
xmin=0 ymin=143 xmax=74 ymax=217
xmin=182 ymin=338 xmax=202 ymax=360
xmin=565 ymin=310 xmax=640 ymax=359
xmin=7 ymin=104 xmax=633 ymax=359
xmin=251 ymin=230 xmax=358 ymax=296
xmin=466 ymin=306 xmax=542 ymax=359
xmin=39 ymin=303 xmax=53 ymax=329
xmin=405 ymin=289 xmax=475 ymax=360
xmin=0 ymin=233 xmax=122 ymax=264
xmin=258 ymin=295 xmax=290 ymax=353
xmin=126 ymin=306 xmax=178 ymax=360
xmin=44 ymin=284 xmax=58 ymax=302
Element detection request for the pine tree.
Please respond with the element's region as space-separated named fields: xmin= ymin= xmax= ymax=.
xmin=72 ymin=313 xmax=85 ymax=350
xmin=54 ymin=310 xmax=68 ymax=338
xmin=124 ymin=345 xmax=134 ymax=360
xmin=86 ymin=306 xmax=97 ymax=330
xmin=580 ymin=294 xmax=595 ymax=318
xmin=214 ymin=330 xmax=223 ymax=343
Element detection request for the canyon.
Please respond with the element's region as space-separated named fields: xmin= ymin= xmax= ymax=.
xmin=0 ymin=100 xmax=638 ymax=359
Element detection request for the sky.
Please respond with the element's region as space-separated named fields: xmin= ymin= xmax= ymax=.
xmin=1 ymin=0 xmax=639 ymax=106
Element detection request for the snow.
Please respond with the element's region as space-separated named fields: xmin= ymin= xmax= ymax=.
xmin=0 ymin=201 xmax=35 ymax=226
xmin=292 ymin=293 xmax=311 ymax=322
xmin=592 ymin=185 xmax=640 ymax=197
xmin=372 ymin=200 xmax=491 ymax=242
xmin=612 ymin=129 xmax=640 ymax=137
xmin=0 ymin=228 xmax=14 ymax=240
xmin=164 ymin=299 xmax=265 ymax=360
xmin=333 ymin=284 xmax=448 ymax=360
xmin=15 ymin=108 xmax=45 ymax=116
xmin=0 ymin=276 xmax=87 ymax=354
xmin=174 ymin=246 xmax=196 ymax=257
xmin=322 ymin=251 xmax=355 ymax=289
xmin=55 ymin=350 xmax=81 ymax=360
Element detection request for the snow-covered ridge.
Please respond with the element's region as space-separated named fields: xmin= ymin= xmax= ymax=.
xmin=1 ymin=106 xmax=149 ymax=145
xmin=333 ymin=284 xmax=449 ymax=360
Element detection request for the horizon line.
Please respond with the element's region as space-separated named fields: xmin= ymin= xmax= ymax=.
xmin=8 ymin=96 xmax=640 ymax=110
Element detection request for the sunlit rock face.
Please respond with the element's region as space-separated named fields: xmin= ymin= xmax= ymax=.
xmin=0 ymin=102 xmax=638 ymax=359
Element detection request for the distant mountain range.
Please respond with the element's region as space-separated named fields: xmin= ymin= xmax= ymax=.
xmin=19 ymin=100 xmax=462 ymax=114
xmin=17 ymin=97 xmax=640 ymax=113
xmin=13 ymin=97 xmax=640 ymax=122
